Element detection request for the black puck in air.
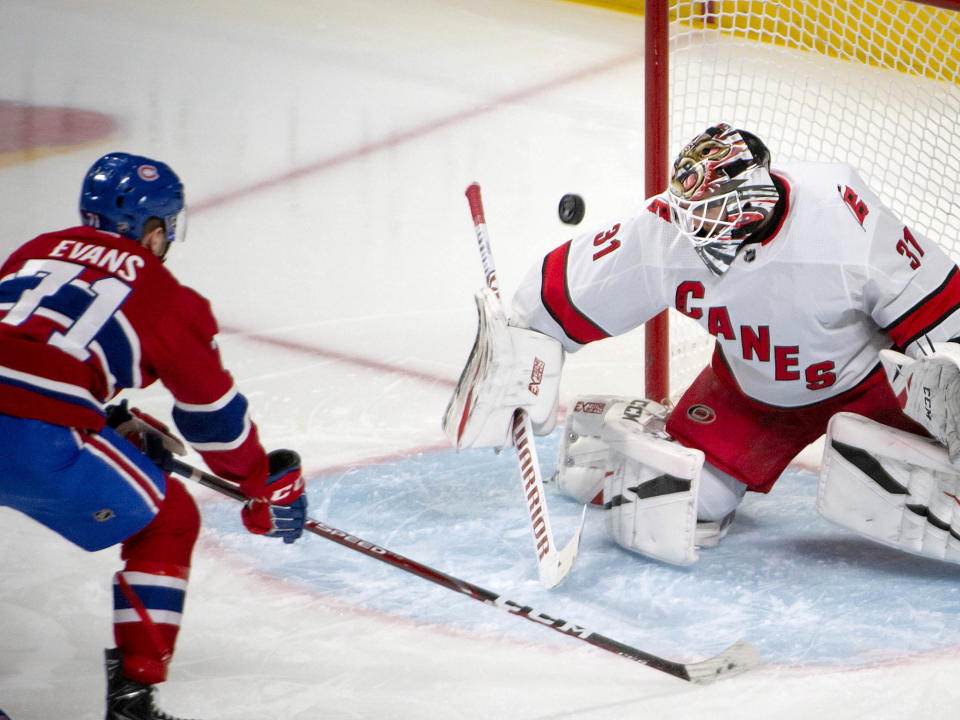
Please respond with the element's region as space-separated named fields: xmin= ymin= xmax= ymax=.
xmin=558 ymin=193 xmax=585 ymax=225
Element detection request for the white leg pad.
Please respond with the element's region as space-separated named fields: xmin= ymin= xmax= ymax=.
xmin=602 ymin=414 xmax=705 ymax=565
xmin=818 ymin=412 xmax=960 ymax=563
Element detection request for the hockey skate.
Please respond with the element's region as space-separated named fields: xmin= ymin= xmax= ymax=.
xmin=105 ymin=649 xmax=198 ymax=720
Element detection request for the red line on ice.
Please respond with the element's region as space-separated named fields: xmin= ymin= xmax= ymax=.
xmin=188 ymin=50 xmax=641 ymax=213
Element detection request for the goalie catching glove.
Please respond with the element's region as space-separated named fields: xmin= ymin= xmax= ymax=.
xmin=880 ymin=343 xmax=960 ymax=463
xmin=443 ymin=287 xmax=563 ymax=449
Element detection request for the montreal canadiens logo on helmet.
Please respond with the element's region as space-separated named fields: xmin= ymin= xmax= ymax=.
xmin=137 ymin=164 xmax=159 ymax=181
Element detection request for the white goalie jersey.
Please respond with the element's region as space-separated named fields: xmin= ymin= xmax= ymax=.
xmin=512 ymin=161 xmax=960 ymax=409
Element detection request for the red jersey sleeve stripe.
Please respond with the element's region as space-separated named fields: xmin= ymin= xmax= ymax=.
xmin=540 ymin=240 xmax=611 ymax=345
xmin=885 ymin=266 xmax=960 ymax=348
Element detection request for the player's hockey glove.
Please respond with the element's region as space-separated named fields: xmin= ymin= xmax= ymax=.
xmin=241 ymin=449 xmax=307 ymax=544
xmin=105 ymin=399 xmax=187 ymax=468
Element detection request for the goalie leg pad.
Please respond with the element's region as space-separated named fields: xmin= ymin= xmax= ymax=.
xmin=601 ymin=411 xmax=705 ymax=565
xmin=818 ymin=412 xmax=960 ymax=563
xmin=442 ymin=287 xmax=563 ymax=449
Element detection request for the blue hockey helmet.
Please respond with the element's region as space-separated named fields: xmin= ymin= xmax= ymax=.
xmin=79 ymin=152 xmax=186 ymax=246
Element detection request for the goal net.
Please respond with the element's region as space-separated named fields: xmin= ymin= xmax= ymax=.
xmin=650 ymin=0 xmax=960 ymax=400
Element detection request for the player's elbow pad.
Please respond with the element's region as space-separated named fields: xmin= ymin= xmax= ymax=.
xmin=443 ymin=287 xmax=563 ymax=450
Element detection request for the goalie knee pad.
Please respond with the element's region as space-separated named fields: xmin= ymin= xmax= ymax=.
xmin=818 ymin=412 xmax=960 ymax=564
xmin=555 ymin=395 xmax=738 ymax=563
xmin=443 ymin=287 xmax=562 ymax=450
xmin=555 ymin=395 xmax=670 ymax=505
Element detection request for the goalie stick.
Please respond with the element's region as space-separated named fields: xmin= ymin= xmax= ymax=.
xmin=463 ymin=182 xmax=585 ymax=589
xmin=167 ymin=456 xmax=761 ymax=683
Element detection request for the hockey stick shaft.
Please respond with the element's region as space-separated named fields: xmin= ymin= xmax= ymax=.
xmin=464 ymin=182 xmax=581 ymax=589
xmin=465 ymin=182 xmax=501 ymax=300
xmin=167 ymin=457 xmax=756 ymax=683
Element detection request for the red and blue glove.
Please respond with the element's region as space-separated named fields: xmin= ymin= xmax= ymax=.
xmin=241 ymin=449 xmax=307 ymax=544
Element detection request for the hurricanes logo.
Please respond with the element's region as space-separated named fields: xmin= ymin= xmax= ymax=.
xmin=687 ymin=404 xmax=717 ymax=424
xmin=839 ymin=185 xmax=869 ymax=227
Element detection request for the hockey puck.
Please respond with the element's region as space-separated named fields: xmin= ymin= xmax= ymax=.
xmin=558 ymin=193 xmax=585 ymax=225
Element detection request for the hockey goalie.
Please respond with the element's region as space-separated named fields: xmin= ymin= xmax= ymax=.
xmin=446 ymin=123 xmax=960 ymax=566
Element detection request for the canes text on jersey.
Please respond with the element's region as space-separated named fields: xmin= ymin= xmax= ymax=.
xmin=675 ymin=280 xmax=836 ymax=390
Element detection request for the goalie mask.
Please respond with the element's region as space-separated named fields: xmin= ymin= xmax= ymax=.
xmin=667 ymin=123 xmax=780 ymax=276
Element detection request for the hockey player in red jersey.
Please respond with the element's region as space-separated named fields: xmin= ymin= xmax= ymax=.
xmin=0 ymin=153 xmax=307 ymax=719
xmin=446 ymin=123 xmax=960 ymax=567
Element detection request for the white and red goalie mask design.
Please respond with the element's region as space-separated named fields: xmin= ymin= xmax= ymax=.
xmin=667 ymin=123 xmax=780 ymax=276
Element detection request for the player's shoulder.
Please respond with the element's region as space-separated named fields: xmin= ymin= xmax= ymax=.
xmin=777 ymin=161 xmax=882 ymax=234
xmin=777 ymin=160 xmax=862 ymax=182
xmin=161 ymin=282 xmax=219 ymax=339
xmin=776 ymin=160 xmax=869 ymax=204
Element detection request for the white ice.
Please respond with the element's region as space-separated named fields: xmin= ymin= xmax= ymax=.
xmin=2 ymin=1 xmax=960 ymax=718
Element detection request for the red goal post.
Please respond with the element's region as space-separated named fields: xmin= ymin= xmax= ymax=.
xmin=643 ymin=0 xmax=960 ymax=402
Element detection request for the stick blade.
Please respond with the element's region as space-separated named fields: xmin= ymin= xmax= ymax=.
xmin=683 ymin=639 xmax=762 ymax=685
xmin=538 ymin=505 xmax=587 ymax=589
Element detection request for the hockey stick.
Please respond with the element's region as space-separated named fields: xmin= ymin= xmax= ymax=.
xmin=463 ymin=182 xmax=585 ymax=589
xmin=167 ymin=456 xmax=761 ymax=684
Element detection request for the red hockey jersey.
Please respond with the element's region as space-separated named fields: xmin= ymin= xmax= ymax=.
xmin=0 ymin=226 xmax=267 ymax=485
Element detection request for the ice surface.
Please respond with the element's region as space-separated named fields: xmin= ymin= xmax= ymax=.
xmin=2 ymin=0 xmax=960 ymax=718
